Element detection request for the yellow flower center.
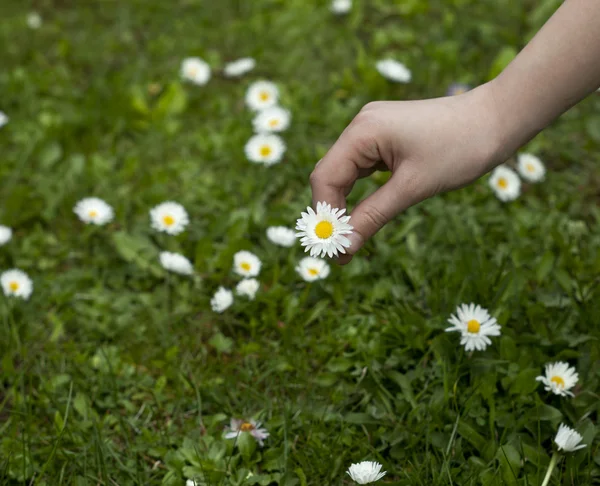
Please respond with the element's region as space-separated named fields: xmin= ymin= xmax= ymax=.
xmin=269 ymin=119 xmax=279 ymax=128
xmin=467 ymin=319 xmax=480 ymax=333
xmin=550 ymin=375 xmax=565 ymax=388
xmin=240 ymin=422 xmax=255 ymax=432
xmin=88 ymin=210 xmax=98 ymax=218
xmin=240 ymin=262 xmax=251 ymax=272
xmin=9 ymin=281 xmax=19 ymax=292
xmin=259 ymin=145 xmax=272 ymax=157
xmin=314 ymin=220 xmax=334 ymax=239
xmin=497 ymin=177 xmax=508 ymax=189
xmin=259 ymin=91 xmax=270 ymax=102
xmin=454 ymin=88 xmax=466 ymax=95
xmin=308 ymin=268 xmax=319 ymax=276
xmin=527 ymin=163 xmax=535 ymax=172
xmin=163 ymin=215 xmax=175 ymax=226
xmin=188 ymin=66 xmax=198 ymax=77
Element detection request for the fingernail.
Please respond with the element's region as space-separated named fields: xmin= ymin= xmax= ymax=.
xmin=347 ymin=232 xmax=364 ymax=253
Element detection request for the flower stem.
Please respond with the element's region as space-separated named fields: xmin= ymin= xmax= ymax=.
xmin=541 ymin=452 xmax=559 ymax=486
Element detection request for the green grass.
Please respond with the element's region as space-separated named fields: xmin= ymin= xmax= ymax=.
xmin=1 ymin=0 xmax=599 ymax=484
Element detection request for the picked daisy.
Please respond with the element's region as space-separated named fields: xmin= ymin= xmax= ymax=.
xmin=536 ymin=362 xmax=578 ymax=397
xmin=223 ymin=57 xmax=256 ymax=78
xmin=26 ymin=12 xmax=42 ymax=29
xmin=445 ymin=303 xmax=501 ymax=352
xmin=0 ymin=225 xmax=12 ymax=246
xmin=447 ymin=82 xmax=470 ymax=96
xmin=236 ymin=278 xmax=260 ymax=300
xmin=0 ymin=111 xmax=8 ymax=128
xmin=295 ymin=201 xmax=353 ymax=258
xmin=330 ymin=0 xmax=352 ymax=15
xmin=266 ymin=226 xmax=296 ymax=247
xmin=73 ymin=197 xmax=114 ymax=226
xmin=376 ymin=59 xmax=412 ymax=83
xmin=149 ymin=201 xmax=189 ymax=235
xmin=159 ymin=251 xmax=194 ymax=276
xmin=296 ymin=257 xmax=330 ymax=282
xmin=489 ymin=165 xmax=521 ymax=202
xmin=224 ymin=418 xmax=269 ymax=447
xmin=180 ymin=57 xmax=211 ymax=86
xmin=346 ymin=461 xmax=386 ymax=484
xmin=252 ymin=106 xmax=291 ymax=133
xmin=233 ymin=251 xmax=262 ymax=278
xmin=245 ymin=80 xmax=279 ymax=111
xmin=555 ymin=423 xmax=586 ymax=452
xmin=1 ymin=269 xmax=33 ymax=300
xmin=517 ymin=153 xmax=546 ymax=182
xmin=211 ymin=287 xmax=233 ymax=313
xmin=244 ymin=133 xmax=286 ymax=166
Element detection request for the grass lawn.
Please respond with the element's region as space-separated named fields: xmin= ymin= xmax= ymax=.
xmin=0 ymin=0 xmax=599 ymax=484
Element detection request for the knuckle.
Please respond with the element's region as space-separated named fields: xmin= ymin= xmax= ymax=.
xmin=361 ymin=101 xmax=384 ymax=113
xmin=309 ymin=168 xmax=322 ymax=187
xmin=362 ymin=204 xmax=389 ymax=229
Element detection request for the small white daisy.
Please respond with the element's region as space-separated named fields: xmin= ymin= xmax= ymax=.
xmin=159 ymin=251 xmax=194 ymax=276
xmin=233 ymin=251 xmax=262 ymax=278
xmin=517 ymin=153 xmax=546 ymax=183
xmin=223 ymin=57 xmax=256 ymax=78
xmin=236 ymin=278 xmax=260 ymax=300
xmin=245 ymin=81 xmax=279 ymax=111
xmin=445 ymin=303 xmax=501 ymax=352
xmin=149 ymin=202 xmax=189 ymax=235
xmin=1 ymin=269 xmax=33 ymax=300
xmin=186 ymin=481 xmax=199 ymax=486
xmin=26 ymin=12 xmax=42 ymax=29
xmin=296 ymin=257 xmax=330 ymax=282
xmin=489 ymin=165 xmax=521 ymax=202
xmin=266 ymin=226 xmax=296 ymax=247
xmin=330 ymin=0 xmax=352 ymax=15
xmin=244 ymin=133 xmax=286 ymax=166
xmin=346 ymin=461 xmax=386 ymax=484
xmin=555 ymin=424 xmax=586 ymax=452
xmin=0 ymin=225 xmax=12 ymax=246
xmin=536 ymin=362 xmax=578 ymax=397
xmin=376 ymin=59 xmax=412 ymax=83
xmin=224 ymin=418 xmax=269 ymax=447
xmin=0 ymin=111 xmax=8 ymax=128
xmin=211 ymin=287 xmax=233 ymax=313
xmin=252 ymin=106 xmax=291 ymax=133
xmin=181 ymin=57 xmax=211 ymax=86
xmin=73 ymin=197 xmax=114 ymax=226
xmin=295 ymin=201 xmax=353 ymax=258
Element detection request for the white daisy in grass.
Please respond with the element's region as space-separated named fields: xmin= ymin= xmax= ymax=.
xmin=223 ymin=57 xmax=256 ymax=78
xmin=211 ymin=287 xmax=233 ymax=313
xmin=73 ymin=197 xmax=114 ymax=226
xmin=295 ymin=201 xmax=353 ymax=258
xmin=186 ymin=481 xmax=199 ymax=486
xmin=180 ymin=57 xmax=211 ymax=86
xmin=244 ymin=133 xmax=286 ymax=166
xmin=555 ymin=424 xmax=586 ymax=452
xmin=0 ymin=225 xmax=12 ymax=246
xmin=233 ymin=251 xmax=262 ymax=278
xmin=0 ymin=111 xmax=8 ymax=128
xmin=224 ymin=418 xmax=269 ymax=447
xmin=1 ymin=269 xmax=33 ymax=300
xmin=246 ymin=80 xmax=279 ymax=111
xmin=536 ymin=362 xmax=578 ymax=397
xmin=376 ymin=59 xmax=412 ymax=83
xmin=252 ymin=106 xmax=291 ymax=133
xmin=150 ymin=202 xmax=189 ymax=235
xmin=517 ymin=153 xmax=546 ymax=183
xmin=266 ymin=226 xmax=296 ymax=247
xmin=236 ymin=278 xmax=260 ymax=300
xmin=159 ymin=251 xmax=194 ymax=276
xmin=331 ymin=0 xmax=352 ymax=14
xmin=489 ymin=165 xmax=521 ymax=202
xmin=296 ymin=257 xmax=330 ymax=282
xmin=445 ymin=303 xmax=501 ymax=351
xmin=26 ymin=12 xmax=42 ymax=29
xmin=346 ymin=461 xmax=386 ymax=484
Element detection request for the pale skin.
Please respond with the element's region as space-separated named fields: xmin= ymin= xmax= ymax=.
xmin=310 ymin=0 xmax=600 ymax=264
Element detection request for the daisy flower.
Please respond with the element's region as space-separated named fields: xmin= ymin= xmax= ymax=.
xmin=73 ymin=197 xmax=114 ymax=226
xmin=186 ymin=481 xmax=199 ymax=486
xmin=489 ymin=165 xmax=521 ymax=202
xmin=210 ymin=287 xmax=233 ymax=313
xmin=536 ymin=362 xmax=578 ymax=397
xmin=0 ymin=111 xmax=8 ymax=128
xmin=331 ymin=0 xmax=352 ymax=15
xmin=517 ymin=153 xmax=546 ymax=182
xmin=555 ymin=424 xmax=586 ymax=452
xmin=224 ymin=418 xmax=269 ymax=447
xmin=236 ymin=278 xmax=260 ymax=300
xmin=376 ymin=59 xmax=412 ymax=83
xmin=180 ymin=57 xmax=211 ymax=86
xmin=346 ymin=461 xmax=386 ymax=484
xmin=244 ymin=133 xmax=286 ymax=166
xmin=266 ymin=226 xmax=296 ymax=247
xmin=245 ymin=81 xmax=279 ymax=111
xmin=296 ymin=257 xmax=330 ymax=282
xmin=445 ymin=303 xmax=501 ymax=352
xmin=26 ymin=12 xmax=42 ymax=29
xmin=223 ymin=57 xmax=256 ymax=78
xmin=295 ymin=201 xmax=353 ymax=258
xmin=447 ymin=83 xmax=470 ymax=96
xmin=233 ymin=251 xmax=262 ymax=278
xmin=159 ymin=251 xmax=194 ymax=276
xmin=0 ymin=225 xmax=12 ymax=246
xmin=252 ymin=106 xmax=291 ymax=133
xmin=149 ymin=202 xmax=189 ymax=235
xmin=1 ymin=269 xmax=33 ymax=300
